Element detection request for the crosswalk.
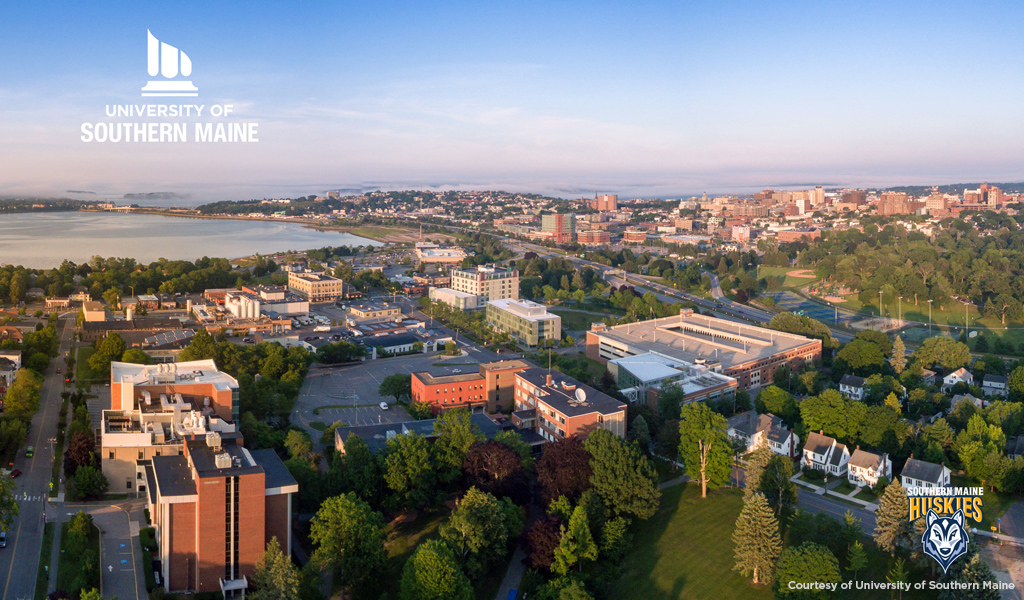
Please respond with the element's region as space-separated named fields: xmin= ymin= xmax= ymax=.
xmin=18 ymin=495 xmax=44 ymax=502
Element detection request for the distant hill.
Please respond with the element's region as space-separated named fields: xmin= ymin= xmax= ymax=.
xmin=882 ymin=182 xmax=1024 ymax=195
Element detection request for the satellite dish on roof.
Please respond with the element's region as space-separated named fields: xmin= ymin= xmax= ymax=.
xmin=575 ymin=388 xmax=587 ymax=403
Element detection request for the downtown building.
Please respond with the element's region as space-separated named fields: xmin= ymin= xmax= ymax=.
xmin=586 ymin=309 xmax=821 ymax=390
xmin=287 ymin=271 xmax=345 ymax=302
xmin=485 ymin=298 xmax=561 ymax=348
xmin=540 ymin=213 xmax=576 ymax=244
xmin=429 ymin=264 xmax=520 ymax=311
xmin=410 ymin=359 xmax=530 ymax=413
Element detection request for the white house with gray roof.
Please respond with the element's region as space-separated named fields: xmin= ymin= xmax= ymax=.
xmin=726 ymin=410 xmax=798 ymax=458
xmin=802 ymin=431 xmax=850 ymax=476
xmin=847 ymin=447 xmax=891 ymax=487
xmin=982 ymin=374 xmax=1008 ymax=397
xmin=899 ymin=457 xmax=951 ymax=489
xmin=838 ymin=374 xmax=865 ymax=401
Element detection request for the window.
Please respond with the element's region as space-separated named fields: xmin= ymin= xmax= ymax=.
xmin=138 ymin=450 xmax=144 ymax=460
xmin=126 ymin=480 xmax=132 ymax=490
xmin=109 ymin=451 xmax=115 ymax=459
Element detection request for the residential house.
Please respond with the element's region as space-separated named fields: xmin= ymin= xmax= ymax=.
xmin=920 ymin=369 xmax=937 ymax=386
xmin=847 ymin=447 xmax=891 ymax=487
xmin=802 ymin=431 xmax=851 ymax=476
xmin=941 ymin=368 xmax=974 ymax=393
xmin=838 ymin=374 xmax=866 ymax=401
xmin=726 ymin=410 xmax=799 ymax=458
xmin=982 ymin=374 xmax=1009 ymax=398
xmin=900 ymin=457 xmax=951 ymax=490
xmin=951 ymin=393 xmax=985 ymax=411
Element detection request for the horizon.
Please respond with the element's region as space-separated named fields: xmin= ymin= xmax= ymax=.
xmin=4 ymin=2 xmax=1024 ymax=201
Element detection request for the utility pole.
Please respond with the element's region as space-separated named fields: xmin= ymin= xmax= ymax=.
xmin=928 ymin=299 xmax=933 ymax=332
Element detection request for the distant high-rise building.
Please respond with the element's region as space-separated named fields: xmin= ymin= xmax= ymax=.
xmin=878 ymin=192 xmax=917 ymax=216
xmin=810 ymin=186 xmax=825 ymax=206
xmin=841 ymin=190 xmax=867 ymax=206
xmin=541 ymin=213 xmax=575 ymax=243
xmin=591 ymin=194 xmax=618 ymax=211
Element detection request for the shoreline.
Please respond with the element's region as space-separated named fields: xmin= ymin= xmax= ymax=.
xmin=80 ymin=207 xmax=420 ymax=244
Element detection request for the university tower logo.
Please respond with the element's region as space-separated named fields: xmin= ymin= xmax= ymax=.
xmin=141 ymin=30 xmax=199 ymax=97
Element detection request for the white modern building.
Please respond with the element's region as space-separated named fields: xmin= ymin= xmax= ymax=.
xmin=485 ymin=299 xmax=561 ymax=347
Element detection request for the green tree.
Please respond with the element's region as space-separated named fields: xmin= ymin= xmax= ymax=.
xmin=72 ymin=466 xmax=109 ymax=500
xmin=873 ymin=480 xmax=910 ymax=555
xmin=732 ymin=492 xmax=782 ymax=585
xmin=251 ymin=537 xmax=301 ymax=600
xmin=846 ymin=541 xmax=868 ymax=577
xmin=755 ymin=385 xmax=799 ymax=424
xmin=378 ymin=373 xmax=412 ymax=402
xmin=89 ymin=332 xmax=126 ymax=375
xmin=678 ymin=402 xmax=733 ymax=498
xmin=284 ymin=429 xmax=313 ymax=460
xmin=775 ymin=542 xmax=841 ymax=598
xmin=383 ymin=433 xmax=438 ymax=509
xmin=440 ymin=487 xmax=523 ymax=578
xmin=837 ymin=339 xmax=886 ymax=373
xmin=119 ymin=348 xmax=151 ymax=365
xmin=628 ymin=414 xmax=652 ymax=452
xmin=887 ymin=558 xmax=909 ymax=599
xmin=433 ymin=408 xmax=484 ymax=480
xmin=743 ymin=441 xmax=774 ymax=499
xmin=584 ymin=429 xmax=660 ymax=519
xmin=0 ymin=466 xmax=19 ymax=533
xmin=889 ymin=336 xmax=907 ymax=375
xmin=552 ymin=505 xmax=598 ymax=575
xmin=914 ymin=336 xmax=972 ymax=370
xmin=4 ymin=368 xmax=42 ymax=420
xmin=310 ymin=493 xmax=387 ymax=589
xmin=761 ymin=455 xmax=797 ymax=516
xmin=884 ymin=392 xmax=901 ymax=414
xmin=937 ymin=544 xmax=1000 ymax=600
xmin=399 ymin=539 xmax=474 ymax=600
xmin=179 ymin=328 xmax=218 ymax=361
xmin=80 ymin=590 xmax=108 ymax=600
xmin=800 ymin=389 xmax=864 ymax=442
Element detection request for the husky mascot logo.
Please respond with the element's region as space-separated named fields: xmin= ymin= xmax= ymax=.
xmin=922 ymin=509 xmax=969 ymax=573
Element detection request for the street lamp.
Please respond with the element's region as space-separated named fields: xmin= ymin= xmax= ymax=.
xmin=927 ymin=299 xmax=933 ymax=332
xmin=879 ymin=290 xmax=884 ymax=319
xmin=898 ymin=296 xmax=903 ymax=324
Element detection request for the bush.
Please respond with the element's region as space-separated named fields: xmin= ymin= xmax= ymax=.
xmin=872 ymin=476 xmax=890 ymax=496
xmin=803 ymin=468 xmax=826 ymax=481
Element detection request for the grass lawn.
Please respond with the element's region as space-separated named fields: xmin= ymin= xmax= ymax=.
xmin=832 ymin=480 xmax=858 ymax=496
xmin=652 ymin=456 xmax=683 ymax=483
xmin=550 ymin=309 xmax=616 ymax=331
xmin=57 ymin=520 xmax=100 ymax=594
xmin=757 ymin=266 xmax=821 ymax=290
xmin=611 ymin=483 xmax=773 ymax=600
xmin=33 ymin=522 xmax=54 ymax=600
xmin=951 ymin=475 xmax=1016 ymax=531
xmin=75 ymin=347 xmax=103 ymax=382
xmin=372 ymin=511 xmax=447 ymax=599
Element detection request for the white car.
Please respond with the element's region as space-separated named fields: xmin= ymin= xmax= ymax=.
xmin=452 ymin=369 xmax=462 ymax=373
xmin=379 ymin=402 xmax=389 ymax=410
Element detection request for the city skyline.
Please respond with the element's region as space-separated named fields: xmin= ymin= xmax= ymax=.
xmin=3 ymin=1 xmax=1024 ymax=201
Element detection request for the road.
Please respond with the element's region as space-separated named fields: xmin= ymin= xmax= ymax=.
xmin=0 ymin=317 xmax=74 ymax=600
xmin=797 ymin=488 xmax=877 ymax=531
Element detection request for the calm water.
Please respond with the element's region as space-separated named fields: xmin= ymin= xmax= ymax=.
xmin=0 ymin=212 xmax=381 ymax=268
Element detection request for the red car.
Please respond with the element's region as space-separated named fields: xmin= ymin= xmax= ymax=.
xmin=9 ymin=470 xmax=20 ymax=478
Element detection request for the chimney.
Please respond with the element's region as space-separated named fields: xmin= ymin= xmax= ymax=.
xmin=546 ymin=374 xmax=553 ymax=387
xmin=856 ymin=445 xmax=860 ymax=450
xmin=819 ymin=430 xmax=823 ymax=435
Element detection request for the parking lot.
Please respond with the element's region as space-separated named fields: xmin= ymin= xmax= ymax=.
xmin=293 ymin=352 xmax=486 ymax=440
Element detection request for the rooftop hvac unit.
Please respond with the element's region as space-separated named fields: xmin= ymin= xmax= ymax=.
xmin=214 ymin=453 xmax=232 ymax=469
xmin=206 ymin=431 xmax=221 ymax=449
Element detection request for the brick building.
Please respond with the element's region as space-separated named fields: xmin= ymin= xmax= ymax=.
xmin=287 ymin=271 xmax=345 ymax=302
xmin=511 ymin=368 xmax=626 ymax=442
xmin=410 ymin=360 xmax=529 ymax=413
xmin=146 ymin=433 xmax=297 ymax=596
xmin=586 ymin=310 xmax=821 ymax=390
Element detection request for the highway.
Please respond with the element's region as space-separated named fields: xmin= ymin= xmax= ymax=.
xmin=0 ymin=317 xmax=73 ymax=600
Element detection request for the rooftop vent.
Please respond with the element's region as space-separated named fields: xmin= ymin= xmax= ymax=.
xmin=206 ymin=432 xmax=221 ymax=450
xmin=214 ymin=452 xmax=232 ymax=469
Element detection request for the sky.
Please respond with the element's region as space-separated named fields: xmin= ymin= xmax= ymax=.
xmin=2 ymin=1 xmax=1024 ymax=203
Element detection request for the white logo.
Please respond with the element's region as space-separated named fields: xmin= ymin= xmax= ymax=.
xmin=141 ymin=30 xmax=199 ymax=97
xmin=922 ymin=509 xmax=969 ymax=574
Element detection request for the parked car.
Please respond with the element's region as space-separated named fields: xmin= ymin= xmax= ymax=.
xmin=56 ymin=368 xmax=61 ymax=374
xmin=0 ymin=531 xmax=7 ymax=547
xmin=25 ymin=447 xmax=33 ymax=458
xmin=9 ymin=470 xmax=20 ymax=478
xmin=379 ymin=402 xmax=389 ymax=410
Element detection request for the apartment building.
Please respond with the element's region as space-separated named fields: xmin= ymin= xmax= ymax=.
xmin=485 ymin=299 xmax=561 ymax=347
xmin=287 ymin=271 xmax=345 ymax=302
xmin=577 ymin=230 xmax=611 ymax=245
xmin=511 ymin=368 xmax=626 ymax=442
xmin=451 ymin=265 xmax=519 ymax=304
xmin=146 ymin=433 xmax=297 ymax=596
xmin=587 ymin=309 xmax=821 ymax=390
xmin=103 ymin=361 xmax=240 ymax=493
xmin=540 ymin=213 xmax=575 ymax=244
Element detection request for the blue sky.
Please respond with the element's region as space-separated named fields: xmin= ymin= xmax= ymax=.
xmin=2 ymin=1 xmax=1024 ymax=202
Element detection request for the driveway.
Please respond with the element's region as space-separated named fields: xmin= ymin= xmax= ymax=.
xmin=62 ymin=501 xmax=147 ymax=600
